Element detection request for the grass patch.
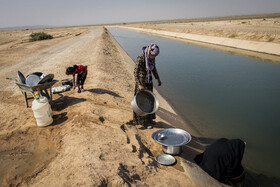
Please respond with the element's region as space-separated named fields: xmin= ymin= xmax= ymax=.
xmin=229 ymin=33 xmax=237 ymax=38
xmin=267 ymin=37 xmax=275 ymax=42
xmin=29 ymin=32 xmax=53 ymax=42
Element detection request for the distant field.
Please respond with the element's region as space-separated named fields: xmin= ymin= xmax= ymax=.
xmin=126 ymin=13 xmax=280 ymax=43
xmin=128 ymin=13 xmax=280 ymax=24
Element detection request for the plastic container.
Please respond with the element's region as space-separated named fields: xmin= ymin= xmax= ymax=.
xmin=32 ymin=93 xmax=53 ymax=127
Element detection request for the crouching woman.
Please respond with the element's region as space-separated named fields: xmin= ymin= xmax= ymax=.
xmin=66 ymin=65 xmax=87 ymax=93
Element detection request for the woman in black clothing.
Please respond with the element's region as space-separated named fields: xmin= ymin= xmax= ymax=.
xmin=194 ymin=138 xmax=246 ymax=185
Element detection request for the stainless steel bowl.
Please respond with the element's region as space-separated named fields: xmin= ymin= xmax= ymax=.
xmin=162 ymin=145 xmax=182 ymax=155
xmin=61 ymin=78 xmax=73 ymax=86
xmin=131 ymin=90 xmax=159 ymax=116
xmin=152 ymin=128 xmax=192 ymax=155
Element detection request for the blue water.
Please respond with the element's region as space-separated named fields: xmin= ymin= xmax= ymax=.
xmin=108 ymin=28 xmax=280 ymax=180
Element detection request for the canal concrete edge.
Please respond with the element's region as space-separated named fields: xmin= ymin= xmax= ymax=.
xmin=120 ymin=26 xmax=280 ymax=57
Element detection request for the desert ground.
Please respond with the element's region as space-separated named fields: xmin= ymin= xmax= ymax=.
xmin=129 ymin=14 xmax=280 ymax=44
xmin=1 ymin=14 xmax=279 ymax=186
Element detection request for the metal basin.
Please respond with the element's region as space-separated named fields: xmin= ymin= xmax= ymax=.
xmin=61 ymin=78 xmax=73 ymax=86
xmin=26 ymin=74 xmax=41 ymax=86
xmin=131 ymin=90 xmax=159 ymax=116
xmin=152 ymin=128 xmax=192 ymax=155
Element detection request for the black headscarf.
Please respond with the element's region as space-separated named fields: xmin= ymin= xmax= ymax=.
xmin=194 ymin=138 xmax=245 ymax=183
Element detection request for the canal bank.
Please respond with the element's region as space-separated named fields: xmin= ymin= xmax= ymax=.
xmin=107 ymin=27 xmax=226 ymax=187
xmin=108 ymin=27 xmax=280 ymax=187
xmin=119 ymin=26 xmax=280 ymax=63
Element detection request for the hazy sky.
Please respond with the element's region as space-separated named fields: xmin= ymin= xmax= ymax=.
xmin=1 ymin=0 xmax=280 ymax=28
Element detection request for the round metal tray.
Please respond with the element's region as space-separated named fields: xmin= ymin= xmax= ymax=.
xmin=156 ymin=154 xmax=176 ymax=165
xmin=26 ymin=74 xmax=41 ymax=86
xmin=152 ymin=128 xmax=191 ymax=146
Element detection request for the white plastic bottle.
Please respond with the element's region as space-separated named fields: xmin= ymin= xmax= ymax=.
xmin=32 ymin=92 xmax=53 ymax=127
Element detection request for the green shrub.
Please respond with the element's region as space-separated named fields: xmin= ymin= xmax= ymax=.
xmin=29 ymin=32 xmax=53 ymax=42
xmin=229 ymin=33 xmax=237 ymax=38
xmin=268 ymin=37 xmax=274 ymax=42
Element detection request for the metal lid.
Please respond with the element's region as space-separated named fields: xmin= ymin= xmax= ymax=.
xmin=26 ymin=74 xmax=41 ymax=86
xmin=156 ymin=154 xmax=176 ymax=165
xmin=152 ymin=128 xmax=192 ymax=146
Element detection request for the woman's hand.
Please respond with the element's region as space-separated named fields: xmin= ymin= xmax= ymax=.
xmin=157 ymin=79 xmax=162 ymax=86
xmin=138 ymin=85 xmax=144 ymax=91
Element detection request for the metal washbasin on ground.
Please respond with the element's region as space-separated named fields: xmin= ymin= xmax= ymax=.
xmin=15 ymin=80 xmax=58 ymax=107
xmin=152 ymin=128 xmax=192 ymax=155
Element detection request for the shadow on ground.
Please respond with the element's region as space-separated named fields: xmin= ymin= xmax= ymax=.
xmin=51 ymin=95 xmax=86 ymax=111
xmin=88 ymin=88 xmax=123 ymax=98
xmin=51 ymin=112 xmax=68 ymax=126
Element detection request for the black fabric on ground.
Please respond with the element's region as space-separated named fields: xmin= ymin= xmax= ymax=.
xmin=194 ymin=138 xmax=245 ymax=183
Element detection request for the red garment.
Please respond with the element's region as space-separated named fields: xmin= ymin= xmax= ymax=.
xmin=73 ymin=65 xmax=86 ymax=77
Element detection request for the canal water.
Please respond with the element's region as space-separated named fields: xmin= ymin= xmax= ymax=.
xmin=108 ymin=27 xmax=280 ymax=183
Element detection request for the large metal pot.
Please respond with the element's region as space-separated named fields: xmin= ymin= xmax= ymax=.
xmin=131 ymin=90 xmax=159 ymax=116
xmin=152 ymin=128 xmax=192 ymax=155
xmin=162 ymin=145 xmax=182 ymax=155
xmin=61 ymin=78 xmax=73 ymax=86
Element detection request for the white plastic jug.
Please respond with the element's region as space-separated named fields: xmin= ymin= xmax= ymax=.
xmin=32 ymin=95 xmax=53 ymax=127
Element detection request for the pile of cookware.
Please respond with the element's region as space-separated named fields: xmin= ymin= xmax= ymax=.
xmin=152 ymin=128 xmax=192 ymax=165
xmin=17 ymin=71 xmax=54 ymax=86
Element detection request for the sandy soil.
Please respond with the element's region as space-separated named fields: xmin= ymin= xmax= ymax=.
xmin=0 ymin=26 xmax=224 ymax=186
xmin=128 ymin=17 xmax=280 ymax=44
